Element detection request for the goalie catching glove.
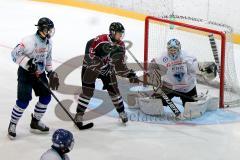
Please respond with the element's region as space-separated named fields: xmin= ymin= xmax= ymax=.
xmin=47 ymin=71 xmax=59 ymax=90
xmin=198 ymin=62 xmax=217 ymax=81
xmin=127 ymin=69 xmax=139 ymax=83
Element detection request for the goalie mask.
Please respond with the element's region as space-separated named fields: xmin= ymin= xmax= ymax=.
xmin=167 ymin=39 xmax=181 ymax=60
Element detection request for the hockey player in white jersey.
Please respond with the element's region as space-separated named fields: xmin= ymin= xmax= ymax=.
xmin=8 ymin=17 xmax=59 ymax=139
xmin=131 ymin=39 xmax=218 ymax=118
xmin=40 ymin=129 xmax=74 ymax=160
xmin=152 ymin=38 xmax=199 ymax=107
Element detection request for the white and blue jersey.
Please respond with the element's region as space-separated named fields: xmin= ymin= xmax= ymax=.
xmin=40 ymin=148 xmax=70 ymax=160
xmin=11 ymin=33 xmax=53 ymax=74
xmin=155 ymin=50 xmax=198 ymax=93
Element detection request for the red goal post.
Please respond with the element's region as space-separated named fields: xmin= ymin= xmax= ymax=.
xmin=143 ymin=16 xmax=227 ymax=108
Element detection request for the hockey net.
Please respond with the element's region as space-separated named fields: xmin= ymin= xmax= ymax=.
xmin=143 ymin=16 xmax=240 ymax=108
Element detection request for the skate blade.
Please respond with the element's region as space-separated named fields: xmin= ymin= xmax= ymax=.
xmin=122 ymin=122 xmax=127 ymax=126
xmin=119 ymin=119 xmax=128 ymax=126
xmin=7 ymin=134 xmax=16 ymax=140
xmin=30 ymin=128 xmax=49 ymax=134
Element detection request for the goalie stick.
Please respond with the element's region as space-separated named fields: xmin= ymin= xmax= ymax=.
xmin=146 ymin=79 xmax=181 ymax=116
xmin=126 ymin=50 xmax=181 ymax=116
xmin=149 ymin=59 xmax=208 ymax=101
xmin=138 ymin=78 xmax=208 ymax=101
xmin=37 ymin=77 xmax=94 ymax=130
xmin=127 ymin=49 xmax=208 ymax=116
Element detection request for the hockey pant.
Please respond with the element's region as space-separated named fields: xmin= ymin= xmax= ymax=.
xmin=76 ymin=66 xmax=125 ymax=114
xmin=10 ymin=67 xmax=51 ymax=124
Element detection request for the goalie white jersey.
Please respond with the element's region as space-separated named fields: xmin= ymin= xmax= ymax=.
xmin=153 ymin=50 xmax=198 ymax=93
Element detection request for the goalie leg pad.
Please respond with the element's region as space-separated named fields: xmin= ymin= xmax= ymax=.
xmin=127 ymin=91 xmax=154 ymax=109
xmin=139 ymin=97 xmax=164 ymax=116
xmin=206 ymin=97 xmax=219 ymax=111
xmin=184 ymin=99 xmax=208 ymax=119
xmin=183 ymin=96 xmax=219 ymax=119
xmin=127 ymin=93 xmax=140 ymax=109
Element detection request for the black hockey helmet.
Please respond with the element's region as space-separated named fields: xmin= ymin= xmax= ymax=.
xmin=109 ymin=22 xmax=125 ymax=33
xmin=35 ymin=17 xmax=54 ymax=31
xmin=109 ymin=22 xmax=125 ymax=37
xmin=35 ymin=17 xmax=55 ymax=38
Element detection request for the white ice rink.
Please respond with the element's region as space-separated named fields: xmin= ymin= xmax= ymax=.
xmin=1 ymin=0 xmax=240 ymax=160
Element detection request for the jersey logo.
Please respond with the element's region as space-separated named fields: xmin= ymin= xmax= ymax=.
xmin=173 ymin=72 xmax=185 ymax=82
xmin=163 ymin=57 xmax=168 ymax=63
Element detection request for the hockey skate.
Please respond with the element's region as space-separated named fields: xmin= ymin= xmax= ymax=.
xmin=30 ymin=114 xmax=49 ymax=134
xmin=74 ymin=112 xmax=83 ymax=128
xmin=8 ymin=122 xmax=16 ymax=140
xmin=119 ymin=111 xmax=128 ymax=124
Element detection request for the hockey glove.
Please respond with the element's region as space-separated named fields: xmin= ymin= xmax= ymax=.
xmin=47 ymin=71 xmax=59 ymax=90
xmin=27 ymin=58 xmax=37 ymax=73
xmin=127 ymin=69 xmax=139 ymax=83
xmin=204 ymin=63 xmax=217 ymax=74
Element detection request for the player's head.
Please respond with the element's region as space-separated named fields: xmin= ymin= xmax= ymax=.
xmin=52 ymin=129 xmax=74 ymax=153
xmin=109 ymin=22 xmax=125 ymax=42
xmin=35 ymin=17 xmax=55 ymax=39
xmin=167 ymin=39 xmax=181 ymax=60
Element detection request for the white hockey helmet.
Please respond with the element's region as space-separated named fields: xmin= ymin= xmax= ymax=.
xmin=167 ymin=39 xmax=181 ymax=60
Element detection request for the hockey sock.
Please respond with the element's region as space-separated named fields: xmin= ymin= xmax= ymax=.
xmin=10 ymin=100 xmax=29 ymax=124
xmin=76 ymin=95 xmax=90 ymax=113
xmin=33 ymin=96 xmax=51 ymax=120
xmin=111 ymin=95 xmax=125 ymax=113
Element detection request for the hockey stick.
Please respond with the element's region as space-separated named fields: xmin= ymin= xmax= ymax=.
xmin=138 ymin=78 xmax=206 ymax=101
xmin=127 ymin=55 xmax=204 ymax=101
xmin=208 ymin=34 xmax=221 ymax=76
xmin=208 ymin=34 xmax=240 ymax=107
xmin=126 ymin=48 xmax=144 ymax=71
xmin=126 ymin=49 xmax=149 ymax=75
xmin=37 ymin=77 xmax=94 ymax=130
xmin=126 ymin=50 xmax=203 ymax=115
xmin=149 ymin=59 xmax=206 ymax=101
xmin=144 ymin=79 xmax=181 ymax=116
xmin=125 ymin=52 xmax=181 ymax=116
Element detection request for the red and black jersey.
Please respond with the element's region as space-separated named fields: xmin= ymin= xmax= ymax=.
xmin=85 ymin=34 xmax=125 ymax=62
xmin=83 ymin=34 xmax=130 ymax=77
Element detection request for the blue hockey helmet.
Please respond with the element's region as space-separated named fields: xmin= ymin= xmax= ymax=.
xmin=52 ymin=129 xmax=74 ymax=151
xmin=167 ymin=39 xmax=181 ymax=60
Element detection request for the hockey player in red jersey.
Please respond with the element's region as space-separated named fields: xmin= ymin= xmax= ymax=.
xmin=74 ymin=22 xmax=139 ymax=126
